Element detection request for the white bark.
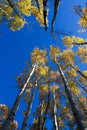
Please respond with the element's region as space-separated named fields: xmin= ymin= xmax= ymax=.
xmin=55 ymin=59 xmax=87 ymax=130
xmin=1 ymin=64 xmax=37 ymax=130
xmin=53 ymin=92 xmax=59 ymax=130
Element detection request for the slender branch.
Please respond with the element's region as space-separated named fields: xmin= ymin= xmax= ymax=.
xmin=73 ymin=42 xmax=87 ymax=45
xmin=70 ymin=64 xmax=87 ymax=80
xmin=73 ymin=6 xmax=83 ymax=18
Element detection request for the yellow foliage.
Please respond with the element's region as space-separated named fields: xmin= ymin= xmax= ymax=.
xmin=0 ymin=3 xmax=13 ymax=20
xmin=26 ymin=89 xmax=30 ymax=95
xmin=0 ymin=0 xmax=49 ymax=30
xmin=17 ymin=0 xmax=31 ymax=16
xmin=9 ymin=120 xmax=18 ymax=130
xmin=31 ymin=48 xmax=47 ymax=64
xmin=61 ymin=49 xmax=74 ymax=65
xmin=62 ymin=36 xmax=86 ymax=48
xmin=83 ymin=7 xmax=87 ymax=14
xmin=76 ymin=46 xmax=87 ymax=63
xmin=58 ymin=117 xmax=64 ymax=126
xmin=78 ymin=7 xmax=87 ymax=27
xmin=50 ymin=46 xmax=60 ymax=60
xmin=62 ymin=36 xmax=73 ymax=49
xmin=34 ymin=118 xmax=38 ymax=124
xmin=0 ymin=104 xmax=9 ymax=120
xmin=78 ymin=18 xmax=87 ymax=27
xmin=76 ymin=37 xmax=86 ymax=43
xmin=69 ymin=82 xmax=81 ymax=96
xmin=8 ymin=15 xmax=25 ymax=31
xmin=79 ymin=70 xmax=87 ymax=85
xmin=84 ymin=56 xmax=87 ymax=63
xmin=68 ymin=68 xmax=77 ymax=77
xmin=37 ymin=65 xmax=49 ymax=76
xmin=38 ymin=0 xmax=43 ymax=9
xmin=31 ymin=6 xmax=48 ymax=27
xmin=49 ymin=71 xmax=60 ymax=81
xmin=2 ymin=5 xmax=13 ymax=19
xmin=0 ymin=11 xmax=2 ymax=19
xmin=76 ymin=47 xmax=85 ymax=57
xmin=50 ymin=85 xmax=59 ymax=93
xmin=41 ymin=102 xmax=46 ymax=114
xmin=67 ymin=114 xmax=73 ymax=120
xmin=63 ymin=106 xmax=69 ymax=113
xmin=83 ymin=70 xmax=87 ymax=76
xmin=80 ymin=96 xmax=87 ymax=110
xmin=40 ymin=84 xmax=48 ymax=92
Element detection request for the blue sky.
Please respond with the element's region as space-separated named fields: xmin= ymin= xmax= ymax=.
xmin=0 ymin=0 xmax=87 ymax=129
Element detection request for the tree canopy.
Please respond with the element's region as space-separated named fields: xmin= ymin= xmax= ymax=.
xmin=0 ymin=0 xmax=87 ymax=130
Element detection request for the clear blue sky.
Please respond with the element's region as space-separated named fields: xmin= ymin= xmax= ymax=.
xmin=0 ymin=0 xmax=86 ymax=129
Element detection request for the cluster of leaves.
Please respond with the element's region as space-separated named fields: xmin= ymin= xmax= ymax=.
xmin=62 ymin=36 xmax=86 ymax=49
xmin=0 ymin=0 xmax=49 ymax=31
xmin=73 ymin=3 xmax=87 ymax=31
xmin=78 ymin=6 xmax=87 ymax=27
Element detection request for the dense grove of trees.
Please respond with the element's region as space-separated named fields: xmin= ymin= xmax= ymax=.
xmin=0 ymin=0 xmax=87 ymax=130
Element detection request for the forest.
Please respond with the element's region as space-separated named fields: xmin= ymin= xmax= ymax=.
xmin=0 ymin=0 xmax=87 ymax=130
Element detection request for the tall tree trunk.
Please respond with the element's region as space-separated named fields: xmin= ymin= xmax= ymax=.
xmin=1 ymin=64 xmax=37 ymax=130
xmin=51 ymin=0 xmax=60 ymax=32
xmin=43 ymin=0 xmax=48 ymax=30
xmin=70 ymin=64 xmax=87 ymax=80
xmin=21 ymin=88 xmax=35 ymax=130
xmin=41 ymin=89 xmax=50 ymax=130
xmin=53 ymin=89 xmax=59 ymax=130
xmin=55 ymin=59 xmax=87 ymax=130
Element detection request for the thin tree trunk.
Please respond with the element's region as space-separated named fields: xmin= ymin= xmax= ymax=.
xmin=51 ymin=0 xmax=60 ymax=32
xmin=41 ymin=89 xmax=50 ymax=130
xmin=37 ymin=100 xmax=44 ymax=130
xmin=70 ymin=64 xmax=87 ymax=80
xmin=55 ymin=59 xmax=87 ymax=130
xmin=21 ymin=88 xmax=35 ymax=130
xmin=53 ymin=89 xmax=59 ymax=130
xmin=43 ymin=0 xmax=48 ymax=30
xmin=1 ymin=64 xmax=37 ymax=130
